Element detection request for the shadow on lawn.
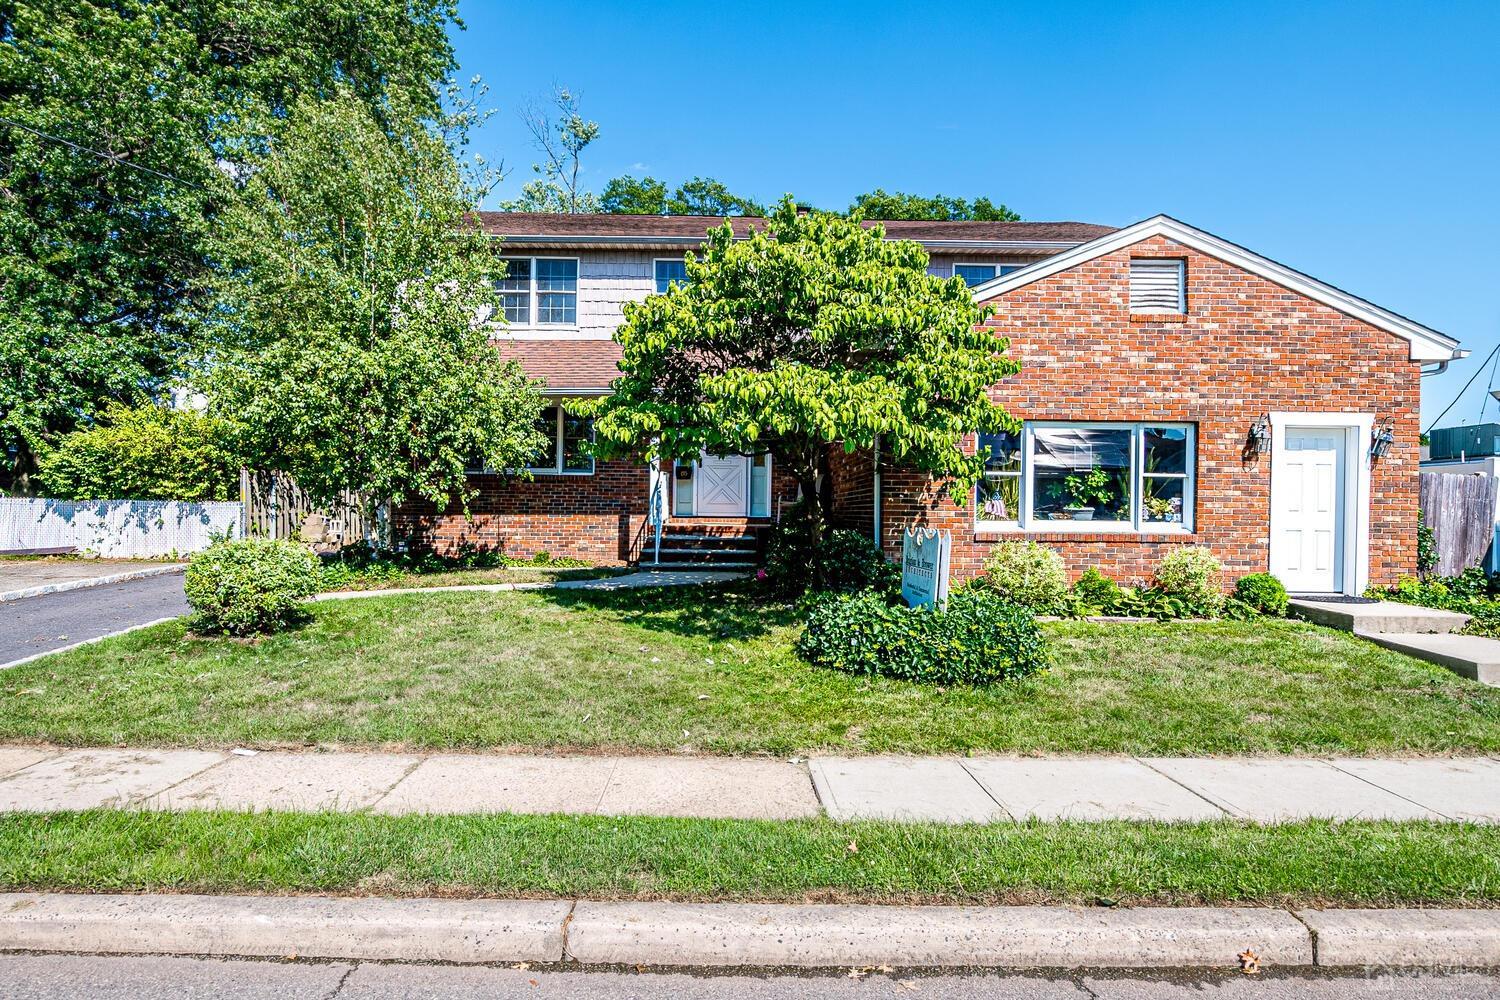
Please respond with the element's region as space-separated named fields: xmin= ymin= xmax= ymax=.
xmin=534 ymin=580 xmax=799 ymax=642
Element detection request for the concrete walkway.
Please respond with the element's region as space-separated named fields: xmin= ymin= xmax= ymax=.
xmin=3 ymin=745 xmax=1498 ymax=823
xmin=1291 ymin=597 xmax=1500 ymax=687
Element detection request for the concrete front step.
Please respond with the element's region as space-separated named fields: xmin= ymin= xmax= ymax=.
xmin=648 ymin=561 xmax=758 ymax=571
xmin=1289 ymin=598 xmax=1470 ymax=635
xmin=1362 ymin=632 xmax=1500 ymax=685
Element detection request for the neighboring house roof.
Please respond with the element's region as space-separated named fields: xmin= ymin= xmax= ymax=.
xmin=967 ymin=215 xmax=1464 ymax=363
xmin=497 ymin=339 xmax=622 ymax=393
xmin=478 ymin=212 xmax=1115 ymax=253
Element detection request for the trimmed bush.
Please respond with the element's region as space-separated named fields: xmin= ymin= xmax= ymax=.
xmin=1071 ymin=567 xmax=1121 ymax=611
xmin=797 ymin=588 xmax=1048 ymax=686
xmin=185 ymin=538 xmax=322 ymax=635
xmin=1154 ymin=547 xmax=1223 ymax=614
xmin=1234 ymin=573 xmax=1289 ymax=617
xmin=37 ymin=403 xmax=241 ymax=501
xmin=977 ymin=540 xmax=1069 ymax=612
xmin=763 ymin=509 xmax=898 ymax=597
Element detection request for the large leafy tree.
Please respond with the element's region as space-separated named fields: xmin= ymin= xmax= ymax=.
xmin=498 ymin=86 xmax=600 ymax=213
xmin=847 ymin=189 xmax=1020 ymax=222
xmin=599 ymin=174 xmax=763 ymax=216
xmin=588 ymin=200 xmax=1020 ymax=536
xmin=202 ymin=92 xmax=545 ymax=513
xmin=0 ymin=0 xmax=460 ymax=491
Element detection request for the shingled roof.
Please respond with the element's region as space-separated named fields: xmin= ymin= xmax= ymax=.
xmin=498 ymin=339 xmax=623 ymax=392
xmin=478 ymin=212 xmax=1114 ymax=249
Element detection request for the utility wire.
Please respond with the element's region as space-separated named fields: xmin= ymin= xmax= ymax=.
xmin=1481 ymin=346 xmax=1500 ymax=424
xmin=0 ymin=114 xmax=210 ymax=191
xmin=1425 ymin=339 xmax=1500 ymax=433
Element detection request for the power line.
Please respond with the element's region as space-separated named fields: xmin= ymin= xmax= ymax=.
xmin=1481 ymin=347 xmax=1500 ymax=424
xmin=1426 ymin=339 xmax=1500 ymax=433
xmin=0 ymin=114 xmax=210 ymax=191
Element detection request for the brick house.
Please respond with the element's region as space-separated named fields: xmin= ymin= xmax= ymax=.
xmin=394 ymin=212 xmax=1463 ymax=596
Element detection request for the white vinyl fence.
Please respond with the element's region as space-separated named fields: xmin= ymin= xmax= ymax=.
xmin=0 ymin=498 xmax=244 ymax=558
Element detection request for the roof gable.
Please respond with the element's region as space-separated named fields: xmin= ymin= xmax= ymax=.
xmin=966 ymin=215 xmax=1462 ymax=363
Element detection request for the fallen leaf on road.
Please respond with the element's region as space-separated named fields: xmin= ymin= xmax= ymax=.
xmin=512 ymin=962 xmax=530 ymax=970
xmin=845 ymin=967 xmax=867 ymax=980
xmin=1238 ymin=948 xmax=1260 ymax=974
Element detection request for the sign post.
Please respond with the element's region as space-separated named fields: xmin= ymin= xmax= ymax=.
xmin=900 ymin=526 xmax=952 ymax=609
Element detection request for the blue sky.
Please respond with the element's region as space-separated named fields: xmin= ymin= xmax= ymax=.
xmin=450 ymin=1 xmax=1498 ymax=427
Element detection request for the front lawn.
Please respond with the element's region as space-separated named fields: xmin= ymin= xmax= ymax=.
xmin=2 ymin=811 xmax=1495 ymax=907
xmin=3 ymin=584 xmax=1497 ymax=755
xmin=321 ymin=564 xmax=627 ymax=591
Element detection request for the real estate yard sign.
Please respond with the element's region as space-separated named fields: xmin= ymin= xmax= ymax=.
xmin=901 ymin=526 xmax=951 ymax=608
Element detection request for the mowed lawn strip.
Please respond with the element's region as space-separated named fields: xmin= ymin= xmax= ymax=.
xmin=2 ymin=584 xmax=1498 ymax=755
xmin=1 ymin=811 xmax=1496 ymax=908
xmin=321 ymin=565 xmax=628 ymax=591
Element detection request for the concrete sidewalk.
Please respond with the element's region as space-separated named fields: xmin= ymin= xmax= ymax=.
xmin=2 ymin=745 xmax=1498 ymax=822
xmin=3 ymin=892 xmax=1498 ymax=969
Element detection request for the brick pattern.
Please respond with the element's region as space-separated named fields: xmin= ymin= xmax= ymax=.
xmin=872 ymin=235 xmax=1421 ymax=589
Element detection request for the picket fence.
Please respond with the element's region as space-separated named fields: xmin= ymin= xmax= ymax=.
xmin=0 ymin=498 xmax=244 ymax=558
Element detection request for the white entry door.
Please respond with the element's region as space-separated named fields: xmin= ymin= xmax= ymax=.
xmin=695 ymin=454 xmax=749 ymax=516
xmin=1272 ymin=428 xmax=1346 ymax=593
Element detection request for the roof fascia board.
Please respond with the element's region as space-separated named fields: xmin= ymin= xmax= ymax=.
xmin=490 ymin=233 xmax=1089 ymax=253
xmin=967 ymin=215 xmax=1461 ymax=362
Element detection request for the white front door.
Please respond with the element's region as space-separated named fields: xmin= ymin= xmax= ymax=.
xmin=1272 ymin=428 xmax=1346 ymax=593
xmin=695 ymin=454 xmax=750 ymax=516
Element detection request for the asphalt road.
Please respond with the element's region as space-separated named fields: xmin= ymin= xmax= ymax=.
xmin=0 ymin=573 xmax=188 ymax=667
xmin=0 ymin=956 xmax=1496 ymax=1000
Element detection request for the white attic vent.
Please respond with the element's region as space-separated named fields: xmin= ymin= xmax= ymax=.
xmin=1130 ymin=258 xmax=1186 ymax=314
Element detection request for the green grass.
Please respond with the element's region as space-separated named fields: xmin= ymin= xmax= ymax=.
xmin=1 ymin=811 xmax=1495 ymax=907
xmin=3 ymin=584 xmax=1498 ymax=755
xmin=322 ymin=564 xmax=627 ymax=590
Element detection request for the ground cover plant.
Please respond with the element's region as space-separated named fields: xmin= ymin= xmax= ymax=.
xmin=4 ymin=584 xmax=1497 ymax=755
xmin=2 ymin=811 xmax=1495 ymax=908
xmin=1375 ymin=568 xmax=1500 ymax=638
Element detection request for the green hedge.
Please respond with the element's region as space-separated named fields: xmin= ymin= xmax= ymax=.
xmin=797 ymin=588 xmax=1047 ymax=685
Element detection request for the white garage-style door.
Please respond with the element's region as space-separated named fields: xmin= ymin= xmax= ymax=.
xmin=1271 ymin=427 xmax=1347 ymax=594
xmin=694 ymin=454 xmax=750 ymax=516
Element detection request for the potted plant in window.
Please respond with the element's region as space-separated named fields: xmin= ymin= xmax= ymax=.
xmin=1062 ymin=466 xmax=1114 ymax=521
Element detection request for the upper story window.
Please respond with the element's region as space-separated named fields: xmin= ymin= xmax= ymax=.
xmin=528 ymin=405 xmax=595 ymax=475
xmin=1129 ymin=258 xmax=1186 ymax=314
xmin=976 ymin=421 xmax=1195 ymax=532
xmin=953 ymin=263 xmax=1027 ymax=287
xmin=496 ymin=257 xmax=578 ymax=326
xmin=654 ymin=258 xmax=688 ymax=294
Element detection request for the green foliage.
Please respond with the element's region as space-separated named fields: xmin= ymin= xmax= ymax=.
xmin=1071 ymin=567 xmax=1121 ymax=611
xmin=500 ymin=86 xmax=600 ymax=213
xmin=1154 ymin=547 xmax=1224 ymax=613
xmin=0 ymin=0 xmax=460 ymax=490
xmin=1377 ymin=569 xmax=1500 ymax=637
xmin=184 ymin=538 xmax=321 ymax=635
xmin=797 ymin=588 xmax=1047 ymax=686
xmin=36 ymin=404 xmax=240 ymax=501
xmin=1234 ymin=573 xmax=1289 ymax=617
xmin=763 ymin=512 xmax=898 ymax=598
xmin=586 ymin=199 xmax=1020 ymax=532
xmin=1417 ymin=509 xmax=1438 ymax=577
xmin=599 ymin=175 xmax=763 ymax=216
xmin=1063 ymin=466 xmax=1115 ymax=508
xmin=318 ymin=544 xmax=587 ymax=590
xmin=975 ymin=541 xmax=1069 ymax=612
xmin=845 ymin=189 xmax=1019 ymax=222
xmin=203 ymin=92 xmax=546 ymax=511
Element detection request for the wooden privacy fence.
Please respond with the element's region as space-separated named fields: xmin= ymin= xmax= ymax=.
xmin=1420 ymin=472 xmax=1500 ymax=578
xmin=239 ymin=471 xmax=375 ymax=551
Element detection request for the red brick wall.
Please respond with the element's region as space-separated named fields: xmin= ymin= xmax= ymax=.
xmin=871 ymin=234 xmax=1422 ymax=589
xmin=392 ymin=458 xmax=649 ymax=565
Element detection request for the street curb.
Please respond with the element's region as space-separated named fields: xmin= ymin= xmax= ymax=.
xmin=0 ymin=617 xmax=180 ymax=671
xmin=0 ymin=563 xmax=186 ymax=604
xmin=3 ymin=894 xmax=1497 ymax=969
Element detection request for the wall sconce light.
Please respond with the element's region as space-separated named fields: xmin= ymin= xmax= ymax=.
xmin=1244 ymin=416 xmax=1271 ymax=459
xmin=1370 ymin=422 xmax=1395 ymax=461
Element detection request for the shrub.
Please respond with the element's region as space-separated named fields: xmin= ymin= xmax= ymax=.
xmin=1234 ymin=572 xmax=1289 ymax=617
xmin=1416 ymin=509 xmax=1438 ymax=577
xmin=1071 ymin=567 xmax=1121 ymax=611
xmin=977 ymin=541 xmax=1068 ymax=612
xmin=1154 ymin=547 xmax=1223 ymax=614
xmin=184 ymin=538 xmax=322 ymax=635
xmin=797 ymin=588 xmax=1047 ymax=686
xmin=37 ymin=403 xmax=241 ymax=501
xmin=763 ymin=508 xmax=897 ymax=597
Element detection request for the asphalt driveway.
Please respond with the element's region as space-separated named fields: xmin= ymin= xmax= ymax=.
xmin=0 ymin=573 xmax=188 ymax=668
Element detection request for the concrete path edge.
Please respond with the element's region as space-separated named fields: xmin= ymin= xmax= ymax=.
xmin=3 ymin=894 xmax=1498 ymax=969
xmin=0 ymin=563 xmax=185 ymax=604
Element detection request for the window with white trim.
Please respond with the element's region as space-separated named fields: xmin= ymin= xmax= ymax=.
xmin=495 ymin=257 xmax=578 ymax=326
xmin=654 ymin=258 xmax=688 ymax=294
xmin=1129 ymin=258 xmax=1186 ymax=313
xmin=528 ymin=405 xmax=595 ymax=475
xmin=976 ymin=422 xmax=1195 ymax=531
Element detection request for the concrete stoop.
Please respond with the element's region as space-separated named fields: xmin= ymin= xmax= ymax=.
xmin=1290 ymin=597 xmax=1500 ymax=688
xmin=2 ymin=894 xmax=1498 ymax=970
